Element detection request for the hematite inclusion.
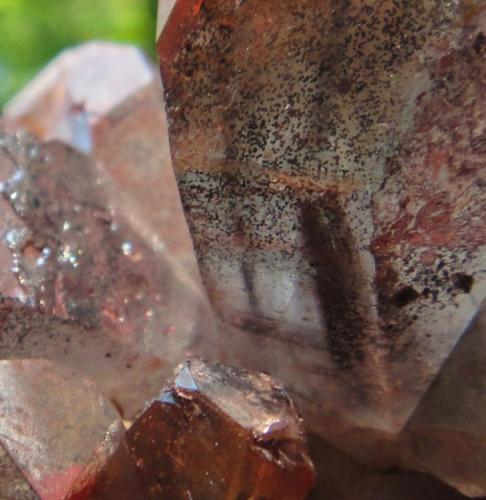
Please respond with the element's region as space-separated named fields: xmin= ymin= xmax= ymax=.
xmin=157 ymin=0 xmax=486 ymax=494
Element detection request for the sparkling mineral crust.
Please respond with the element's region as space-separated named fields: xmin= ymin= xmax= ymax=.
xmin=0 ymin=359 xmax=141 ymax=499
xmin=127 ymin=359 xmax=316 ymax=499
xmin=0 ymin=130 xmax=214 ymax=420
xmin=157 ymin=0 xmax=486 ymax=494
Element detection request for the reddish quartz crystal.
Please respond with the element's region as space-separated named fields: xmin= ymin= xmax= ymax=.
xmin=0 ymin=359 xmax=141 ymax=499
xmin=3 ymin=41 xmax=200 ymax=284
xmin=127 ymin=359 xmax=316 ymax=499
xmin=0 ymin=131 xmax=215 ymax=420
xmin=157 ymin=0 xmax=486 ymax=491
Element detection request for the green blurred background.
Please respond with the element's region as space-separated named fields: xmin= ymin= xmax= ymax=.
xmin=0 ymin=0 xmax=157 ymax=107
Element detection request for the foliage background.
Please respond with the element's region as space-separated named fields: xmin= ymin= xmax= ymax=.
xmin=0 ymin=0 xmax=157 ymax=107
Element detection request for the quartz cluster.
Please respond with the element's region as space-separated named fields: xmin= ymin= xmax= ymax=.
xmin=0 ymin=42 xmax=316 ymax=499
xmin=157 ymin=0 xmax=486 ymax=496
xmin=0 ymin=358 xmax=316 ymax=499
xmin=0 ymin=0 xmax=484 ymax=495
xmin=1 ymin=43 xmax=216 ymax=420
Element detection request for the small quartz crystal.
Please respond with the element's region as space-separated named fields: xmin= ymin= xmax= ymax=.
xmin=0 ymin=359 xmax=141 ymax=499
xmin=0 ymin=132 xmax=215 ymax=420
xmin=127 ymin=359 xmax=316 ymax=499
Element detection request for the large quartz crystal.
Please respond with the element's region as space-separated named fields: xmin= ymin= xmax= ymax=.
xmin=157 ymin=0 xmax=486 ymax=493
xmin=127 ymin=359 xmax=316 ymax=499
xmin=0 ymin=359 xmax=141 ymax=499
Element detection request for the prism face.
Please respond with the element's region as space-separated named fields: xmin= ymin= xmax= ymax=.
xmin=0 ymin=131 xmax=215 ymax=419
xmin=157 ymin=0 xmax=486 ymax=448
xmin=128 ymin=360 xmax=316 ymax=499
xmin=308 ymin=435 xmax=473 ymax=500
xmin=402 ymin=302 xmax=486 ymax=497
xmin=0 ymin=359 xmax=141 ymax=500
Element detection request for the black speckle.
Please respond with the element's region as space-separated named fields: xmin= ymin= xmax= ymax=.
xmin=473 ymin=32 xmax=485 ymax=55
xmin=392 ymin=286 xmax=420 ymax=307
xmin=454 ymin=273 xmax=473 ymax=294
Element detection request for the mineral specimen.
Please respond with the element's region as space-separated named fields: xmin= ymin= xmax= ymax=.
xmin=0 ymin=359 xmax=141 ymax=499
xmin=127 ymin=359 xmax=316 ymax=499
xmin=157 ymin=0 xmax=486 ymax=478
xmin=0 ymin=131 xmax=215 ymax=420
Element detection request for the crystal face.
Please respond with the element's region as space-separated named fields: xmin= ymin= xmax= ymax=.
xmin=402 ymin=301 xmax=486 ymax=497
xmin=157 ymin=0 xmax=485 ymax=469
xmin=0 ymin=359 xmax=141 ymax=499
xmin=127 ymin=359 xmax=316 ymax=499
xmin=308 ymin=435 xmax=472 ymax=500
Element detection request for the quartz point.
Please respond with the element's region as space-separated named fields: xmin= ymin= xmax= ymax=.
xmin=0 ymin=359 xmax=141 ymax=499
xmin=127 ymin=359 xmax=316 ymax=499
xmin=156 ymin=0 xmax=486 ymax=477
xmin=0 ymin=130 xmax=215 ymax=420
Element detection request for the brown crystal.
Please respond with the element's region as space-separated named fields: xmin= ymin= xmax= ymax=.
xmin=127 ymin=359 xmax=316 ymax=499
xmin=157 ymin=0 xmax=486 ymax=482
xmin=0 ymin=359 xmax=141 ymax=499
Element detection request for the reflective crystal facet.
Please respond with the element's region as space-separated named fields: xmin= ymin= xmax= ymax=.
xmin=0 ymin=359 xmax=141 ymax=499
xmin=128 ymin=359 xmax=316 ymax=499
xmin=157 ymin=0 xmax=486 ymax=479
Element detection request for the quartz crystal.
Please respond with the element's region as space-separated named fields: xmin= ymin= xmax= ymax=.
xmin=3 ymin=41 xmax=200 ymax=281
xmin=0 ymin=131 xmax=215 ymax=419
xmin=127 ymin=359 xmax=316 ymax=499
xmin=0 ymin=359 xmax=141 ymax=499
xmin=157 ymin=0 xmax=486 ymax=478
